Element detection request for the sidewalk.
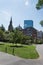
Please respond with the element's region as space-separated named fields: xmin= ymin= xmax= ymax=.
xmin=0 ymin=52 xmax=21 ymax=65
xmin=36 ymin=44 xmax=43 ymax=60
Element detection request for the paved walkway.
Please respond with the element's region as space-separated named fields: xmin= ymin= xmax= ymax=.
xmin=0 ymin=44 xmax=43 ymax=65
xmin=0 ymin=52 xmax=21 ymax=65
xmin=36 ymin=44 xmax=43 ymax=60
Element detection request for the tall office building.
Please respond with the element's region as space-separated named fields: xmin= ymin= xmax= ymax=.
xmin=24 ymin=20 xmax=33 ymax=29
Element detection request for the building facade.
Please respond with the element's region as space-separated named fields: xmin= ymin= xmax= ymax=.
xmin=20 ymin=27 xmax=37 ymax=38
xmin=37 ymin=31 xmax=43 ymax=39
xmin=24 ymin=20 xmax=33 ymax=29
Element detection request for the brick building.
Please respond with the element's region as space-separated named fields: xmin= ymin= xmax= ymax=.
xmin=22 ymin=27 xmax=37 ymax=38
xmin=17 ymin=25 xmax=37 ymax=39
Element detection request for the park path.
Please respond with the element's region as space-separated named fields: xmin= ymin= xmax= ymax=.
xmin=36 ymin=44 xmax=43 ymax=60
xmin=0 ymin=44 xmax=43 ymax=65
xmin=0 ymin=52 xmax=21 ymax=65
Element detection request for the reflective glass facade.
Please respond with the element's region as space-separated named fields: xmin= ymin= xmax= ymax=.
xmin=24 ymin=20 xmax=33 ymax=29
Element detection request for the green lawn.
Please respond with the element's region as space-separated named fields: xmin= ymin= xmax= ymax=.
xmin=0 ymin=42 xmax=39 ymax=59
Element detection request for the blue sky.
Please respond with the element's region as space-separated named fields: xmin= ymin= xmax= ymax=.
xmin=0 ymin=0 xmax=43 ymax=31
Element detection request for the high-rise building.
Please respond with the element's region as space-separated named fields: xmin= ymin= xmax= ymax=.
xmin=24 ymin=20 xmax=33 ymax=29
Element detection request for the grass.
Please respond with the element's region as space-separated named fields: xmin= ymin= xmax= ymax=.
xmin=0 ymin=42 xmax=39 ymax=59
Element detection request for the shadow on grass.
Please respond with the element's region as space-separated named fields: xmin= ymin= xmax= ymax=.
xmin=10 ymin=45 xmax=23 ymax=48
xmin=0 ymin=44 xmax=4 ymax=45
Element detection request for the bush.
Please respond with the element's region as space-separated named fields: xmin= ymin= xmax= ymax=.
xmin=37 ymin=40 xmax=43 ymax=44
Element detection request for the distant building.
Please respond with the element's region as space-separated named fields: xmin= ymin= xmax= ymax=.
xmin=20 ymin=27 xmax=37 ymax=38
xmin=16 ymin=25 xmax=22 ymax=30
xmin=24 ymin=20 xmax=33 ymax=29
xmin=37 ymin=31 xmax=43 ymax=39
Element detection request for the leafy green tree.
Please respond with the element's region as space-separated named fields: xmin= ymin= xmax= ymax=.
xmin=36 ymin=0 xmax=43 ymax=32
xmin=21 ymin=35 xmax=32 ymax=45
xmin=4 ymin=32 xmax=14 ymax=43
xmin=0 ymin=30 xmax=4 ymax=41
xmin=0 ymin=24 xmax=5 ymax=31
xmin=40 ymin=20 xmax=43 ymax=43
xmin=16 ymin=25 xmax=22 ymax=30
xmin=36 ymin=0 xmax=43 ymax=43
xmin=36 ymin=0 xmax=43 ymax=9
xmin=3 ymin=32 xmax=9 ymax=42
xmin=8 ymin=32 xmax=14 ymax=43
xmin=8 ymin=17 xmax=14 ymax=32
xmin=12 ymin=28 xmax=33 ymax=45
xmin=40 ymin=20 xmax=43 ymax=26
xmin=13 ymin=29 xmax=23 ymax=44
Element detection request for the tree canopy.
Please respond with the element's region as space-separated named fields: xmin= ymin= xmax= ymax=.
xmin=0 ymin=24 xmax=5 ymax=32
xmin=36 ymin=0 xmax=43 ymax=27
xmin=0 ymin=29 xmax=4 ymax=41
xmin=36 ymin=0 xmax=43 ymax=9
xmin=40 ymin=20 xmax=43 ymax=27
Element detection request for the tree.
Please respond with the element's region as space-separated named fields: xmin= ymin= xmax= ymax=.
xmin=36 ymin=0 xmax=43 ymax=27
xmin=36 ymin=0 xmax=43 ymax=9
xmin=12 ymin=28 xmax=33 ymax=45
xmin=40 ymin=20 xmax=43 ymax=27
xmin=8 ymin=17 xmax=14 ymax=32
xmin=0 ymin=30 xmax=4 ymax=41
xmin=21 ymin=35 xmax=32 ymax=45
xmin=13 ymin=29 xmax=23 ymax=44
xmin=16 ymin=25 xmax=22 ymax=30
xmin=36 ymin=0 xmax=43 ymax=28
xmin=4 ymin=31 xmax=14 ymax=43
xmin=0 ymin=24 xmax=5 ymax=32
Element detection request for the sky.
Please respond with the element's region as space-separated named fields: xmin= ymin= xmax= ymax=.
xmin=0 ymin=0 xmax=43 ymax=31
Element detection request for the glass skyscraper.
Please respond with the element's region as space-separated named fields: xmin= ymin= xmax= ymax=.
xmin=24 ymin=20 xmax=33 ymax=29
